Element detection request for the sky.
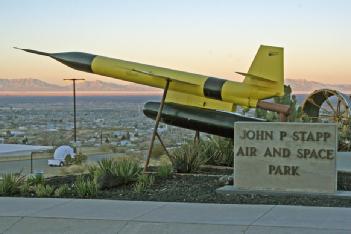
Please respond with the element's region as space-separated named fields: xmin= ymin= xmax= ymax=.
xmin=0 ymin=0 xmax=350 ymax=85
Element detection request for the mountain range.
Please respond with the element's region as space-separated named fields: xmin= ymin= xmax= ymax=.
xmin=285 ymin=79 xmax=351 ymax=93
xmin=0 ymin=78 xmax=350 ymax=93
xmin=0 ymin=79 xmax=157 ymax=92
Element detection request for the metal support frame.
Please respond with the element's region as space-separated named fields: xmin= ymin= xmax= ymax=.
xmin=155 ymin=132 xmax=171 ymax=158
xmin=144 ymin=79 xmax=170 ymax=172
xmin=30 ymin=152 xmax=33 ymax=174
xmin=194 ymin=130 xmax=200 ymax=143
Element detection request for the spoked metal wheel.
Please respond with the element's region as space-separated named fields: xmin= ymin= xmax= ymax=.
xmin=302 ymin=89 xmax=351 ymax=128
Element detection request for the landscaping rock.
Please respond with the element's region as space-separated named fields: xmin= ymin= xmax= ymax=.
xmin=218 ymin=175 xmax=234 ymax=186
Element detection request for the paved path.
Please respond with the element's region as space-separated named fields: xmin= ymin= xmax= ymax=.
xmin=1 ymin=152 xmax=350 ymax=175
xmin=0 ymin=198 xmax=350 ymax=234
xmin=0 ymin=153 xmax=121 ymax=174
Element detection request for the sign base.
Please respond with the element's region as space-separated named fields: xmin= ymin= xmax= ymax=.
xmin=216 ymin=185 xmax=351 ymax=198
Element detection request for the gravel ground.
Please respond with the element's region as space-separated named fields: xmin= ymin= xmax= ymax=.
xmin=94 ymin=173 xmax=351 ymax=207
xmin=30 ymin=171 xmax=351 ymax=207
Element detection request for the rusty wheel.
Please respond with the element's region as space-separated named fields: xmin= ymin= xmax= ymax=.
xmin=302 ymin=89 xmax=351 ymax=129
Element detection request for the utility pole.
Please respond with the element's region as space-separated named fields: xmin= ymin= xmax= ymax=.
xmin=64 ymin=79 xmax=85 ymax=144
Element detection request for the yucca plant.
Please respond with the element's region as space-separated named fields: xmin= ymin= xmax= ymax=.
xmin=169 ymin=141 xmax=208 ymax=173
xmin=27 ymin=174 xmax=45 ymax=186
xmin=112 ymin=158 xmax=142 ymax=184
xmin=204 ymin=136 xmax=234 ymax=167
xmin=74 ymin=152 xmax=87 ymax=165
xmin=157 ymin=161 xmax=172 ymax=178
xmin=0 ymin=172 xmax=25 ymax=196
xmin=133 ymin=174 xmax=155 ymax=193
xmin=34 ymin=184 xmax=55 ymax=197
xmin=74 ymin=176 xmax=97 ymax=198
xmin=97 ymin=158 xmax=114 ymax=175
xmin=54 ymin=184 xmax=71 ymax=197
xmin=95 ymin=158 xmax=142 ymax=189
xmin=19 ymin=182 xmax=32 ymax=196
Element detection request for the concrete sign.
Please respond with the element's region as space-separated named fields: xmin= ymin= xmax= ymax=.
xmin=234 ymin=122 xmax=337 ymax=194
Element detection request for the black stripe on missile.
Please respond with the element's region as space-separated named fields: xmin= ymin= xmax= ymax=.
xmin=203 ymin=77 xmax=226 ymax=100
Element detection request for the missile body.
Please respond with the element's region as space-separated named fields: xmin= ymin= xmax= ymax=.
xmin=16 ymin=46 xmax=284 ymax=108
xmin=17 ymin=46 xmax=285 ymax=138
xmin=143 ymin=102 xmax=264 ymax=138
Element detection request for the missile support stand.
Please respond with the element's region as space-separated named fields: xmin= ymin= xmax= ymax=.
xmin=144 ymin=79 xmax=171 ymax=172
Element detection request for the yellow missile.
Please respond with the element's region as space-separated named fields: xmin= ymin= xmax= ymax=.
xmin=15 ymin=45 xmax=284 ymax=112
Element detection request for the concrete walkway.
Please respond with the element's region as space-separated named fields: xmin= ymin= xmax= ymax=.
xmin=0 ymin=198 xmax=350 ymax=234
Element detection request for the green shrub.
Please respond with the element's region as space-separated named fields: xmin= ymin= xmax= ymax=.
xmin=133 ymin=174 xmax=155 ymax=193
xmin=204 ymin=136 xmax=234 ymax=167
xmin=97 ymin=158 xmax=114 ymax=174
xmin=19 ymin=182 xmax=32 ymax=196
xmin=65 ymin=154 xmax=73 ymax=165
xmin=87 ymin=164 xmax=98 ymax=179
xmin=111 ymin=158 xmax=142 ymax=184
xmin=157 ymin=161 xmax=172 ymax=177
xmin=54 ymin=184 xmax=70 ymax=197
xmin=27 ymin=174 xmax=45 ymax=186
xmin=74 ymin=176 xmax=97 ymax=198
xmin=0 ymin=173 xmax=25 ymax=196
xmin=95 ymin=158 xmax=142 ymax=189
xmin=151 ymin=144 xmax=165 ymax=158
xmin=169 ymin=141 xmax=208 ymax=173
xmin=338 ymin=123 xmax=351 ymax=151
xmin=34 ymin=184 xmax=54 ymax=197
xmin=74 ymin=152 xmax=87 ymax=165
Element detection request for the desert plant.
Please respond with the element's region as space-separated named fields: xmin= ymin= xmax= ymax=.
xmin=74 ymin=176 xmax=97 ymax=198
xmin=74 ymin=152 xmax=87 ymax=165
xmin=0 ymin=172 xmax=25 ymax=196
xmin=67 ymin=164 xmax=87 ymax=174
xmin=34 ymin=184 xmax=54 ymax=197
xmin=157 ymin=161 xmax=172 ymax=177
xmin=54 ymin=184 xmax=71 ymax=197
xmin=87 ymin=163 xmax=98 ymax=179
xmin=338 ymin=123 xmax=351 ymax=151
xmin=169 ymin=141 xmax=208 ymax=173
xmin=151 ymin=144 xmax=165 ymax=158
xmin=204 ymin=136 xmax=234 ymax=167
xmin=27 ymin=174 xmax=44 ymax=186
xmin=133 ymin=174 xmax=155 ymax=193
xmin=65 ymin=154 xmax=73 ymax=165
xmin=111 ymin=158 xmax=142 ymax=184
xmin=97 ymin=158 xmax=114 ymax=174
xmin=19 ymin=182 xmax=32 ymax=196
xmin=95 ymin=158 xmax=142 ymax=189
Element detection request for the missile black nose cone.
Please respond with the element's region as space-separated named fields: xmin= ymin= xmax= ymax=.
xmin=15 ymin=47 xmax=97 ymax=73
xmin=51 ymin=52 xmax=96 ymax=73
xmin=14 ymin=47 xmax=51 ymax=56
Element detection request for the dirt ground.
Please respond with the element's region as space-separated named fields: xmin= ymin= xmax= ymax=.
xmin=45 ymin=172 xmax=351 ymax=207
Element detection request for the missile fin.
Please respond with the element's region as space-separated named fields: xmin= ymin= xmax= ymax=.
xmin=236 ymin=72 xmax=277 ymax=82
